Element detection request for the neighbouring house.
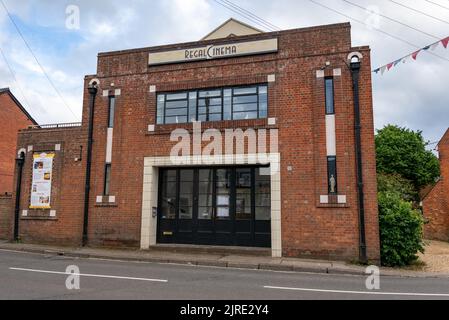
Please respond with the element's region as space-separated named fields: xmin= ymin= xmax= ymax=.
xmin=0 ymin=88 xmax=37 ymax=239
xmin=423 ymin=129 xmax=449 ymax=242
xmin=10 ymin=19 xmax=380 ymax=262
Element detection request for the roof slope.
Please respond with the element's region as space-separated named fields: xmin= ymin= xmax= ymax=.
xmin=0 ymin=88 xmax=38 ymax=125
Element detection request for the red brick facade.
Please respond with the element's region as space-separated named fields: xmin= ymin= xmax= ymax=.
xmin=423 ymin=129 xmax=449 ymax=241
xmin=0 ymin=194 xmax=13 ymax=240
xmin=0 ymin=89 xmax=36 ymax=194
xmin=11 ymin=23 xmax=380 ymax=261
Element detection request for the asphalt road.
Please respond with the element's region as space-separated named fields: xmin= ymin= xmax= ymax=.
xmin=1 ymin=249 xmax=449 ymax=300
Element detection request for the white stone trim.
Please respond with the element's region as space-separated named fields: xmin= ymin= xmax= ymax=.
xmin=141 ymin=153 xmax=282 ymax=258
xmin=148 ymin=125 xmax=155 ymax=132
xmin=267 ymin=74 xmax=276 ymax=83
xmin=106 ymin=128 xmax=114 ymax=164
xmin=27 ymin=145 xmax=33 ymax=152
xmin=102 ymin=90 xmax=109 ymax=97
xmin=96 ymin=196 xmax=103 ymax=203
xmin=268 ymin=118 xmax=277 ymax=126
xmin=50 ymin=210 xmax=57 ymax=217
xmin=17 ymin=148 xmax=26 ymax=157
xmin=320 ymin=195 xmax=329 ymax=204
xmin=316 ymin=70 xmax=325 ymax=78
xmin=333 ymin=68 xmax=342 ymax=77
xmin=114 ymin=89 xmax=121 ymax=96
xmin=338 ymin=195 xmax=347 ymax=204
xmin=22 ymin=210 xmax=28 ymax=217
xmin=109 ymin=196 xmax=116 ymax=203
xmin=55 ymin=144 xmax=61 ymax=151
xmin=325 ymin=115 xmax=336 ymax=156
xmin=149 ymin=85 xmax=156 ymax=93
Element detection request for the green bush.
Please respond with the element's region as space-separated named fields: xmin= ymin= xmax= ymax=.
xmin=378 ymin=191 xmax=425 ymax=267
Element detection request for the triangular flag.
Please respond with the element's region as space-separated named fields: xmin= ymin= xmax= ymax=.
xmin=373 ymin=68 xmax=380 ymax=74
xmin=412 ymin=50 xmax=420 ymax=60
xmin=387 ymin=62 xmax=394 ymax=70
xmin=393 ymin=59 xmax=401 ymax=66
xmin=380 ymin=66 xmax=387 ymax=75
xmin=423 ymin=45 xmax=430 ymax=51
xmin=430 ymin=42 xmax=439 ymax=51
xmin=442 ymin=36 xmax=449 ymax=49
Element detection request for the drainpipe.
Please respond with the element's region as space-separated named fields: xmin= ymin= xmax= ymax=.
xmin=82 ymin=80 xmax=99 ymax=246
xmin=350 ymin=56 xmax=368 ymax=264
xmin=14 ymin=152 xmax=25 ymax=241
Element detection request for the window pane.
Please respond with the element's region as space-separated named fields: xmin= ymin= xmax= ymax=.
xmin=179 ymin=170 xmax=193 ymax=221
xmin=165 ymin=116 xmax=187 ymax=124
xmin=234 ymin=87 xmax=257 ymax=95
xmin=188 ymin=92 xmax=197 ymax=122
xmin=258 ymin=85 xmax=268 ymax=94
xmin=325 ymin=78 xmax=334 ymax=114
xmin=157 ymin=96 xmax=165 ymax=124
xmin=256 ymin=207 xmax=270 ymax=221
xmin=166 ymin=93 xmax=187 ymax=100
xmin=198 ymin=207 xmax=213 ymax=220
xmin=161 ymin=170 xmax=176 ymax=219
xmin=223 ymin=95 xmax=232 ymax=120
xmin=199 ymin=90 xmax=221 ymax=98
xmin=166 ymin=100 xmax=188 ymax=109
xmin=233 ymin=103 xmax=258 ymax=112
xmin=104 ymin=164 xmax=111 ymax=195
xmin=259 ymin=102 xmax=267 ymax=118
xmin=165 ymin=108 xmax=188 ymax=116
xmin=233 ymin=95 xmax=257 ymax=104
xmin=108 ymin=97 xmax=115 ymax=128
xmin=209 ymin=114 xmax=222 ymax=122
xmin=233 ymin=111 xmax=258 ymax=120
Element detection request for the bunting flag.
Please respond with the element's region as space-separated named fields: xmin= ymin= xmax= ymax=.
xmin=373 ymin=36 xmax=449 ymax=75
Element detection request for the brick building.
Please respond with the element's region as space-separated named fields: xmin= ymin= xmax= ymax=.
xmin=423 ymin=129 xmax=449 ymax=242
xmin=11 ymin=19 xmax=380 ymax=262
xmin=0 ymin=88 xmax=36 ymax=240
xmin=0 ymin=88 xmax=37 ymax=193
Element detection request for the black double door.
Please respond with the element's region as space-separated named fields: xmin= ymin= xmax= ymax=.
xmin=157 ymin=167 xmax=271 ymax=248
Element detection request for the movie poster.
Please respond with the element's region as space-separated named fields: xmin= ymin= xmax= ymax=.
xmin=30 ymin=153 xmax=55 ymax=209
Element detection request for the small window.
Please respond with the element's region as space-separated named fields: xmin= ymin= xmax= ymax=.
xmin=325 ymin=78 xmax=335 ymax=115
xmin=104 ymin=164 xmax=112 ymax=196
xmin=108 ymin=96 xmax=116 ymax=128
xmin=327 ymin=156 xmax=338 ymax=194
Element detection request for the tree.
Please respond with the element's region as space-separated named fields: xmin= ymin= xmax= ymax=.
xmin=377 ymin=173 xmax=418 ymax=203
xmin=375 ymin=125 xmax=440 ymax=190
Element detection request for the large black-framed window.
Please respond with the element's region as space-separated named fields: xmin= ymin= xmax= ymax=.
xmin=325 ymin=78 xmax=335 ymax=115
xmin=156 ymin=84 xmax=268 ymax=124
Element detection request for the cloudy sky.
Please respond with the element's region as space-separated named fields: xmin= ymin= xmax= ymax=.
xmin=0 ymin=0 xmax=448 ymax=144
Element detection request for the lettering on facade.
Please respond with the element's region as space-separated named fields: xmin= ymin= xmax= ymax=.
xmin=150 ymin=38 xmax=278 ymax=66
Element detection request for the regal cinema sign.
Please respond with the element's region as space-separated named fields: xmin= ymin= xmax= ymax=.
xmin=148 ymin=38 xmax=278 ymax=66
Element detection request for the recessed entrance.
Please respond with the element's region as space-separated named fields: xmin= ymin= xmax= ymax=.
xmin=157 ymin=166 xmax=271 ymax=248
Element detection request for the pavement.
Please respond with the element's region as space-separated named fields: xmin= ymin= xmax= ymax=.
xmin=2 ymin=248 xmax=449 ymax=300
xmin=0 ymin=240 xmax=447 ymax=278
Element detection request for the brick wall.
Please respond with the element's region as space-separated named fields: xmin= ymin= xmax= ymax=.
xmin=424 ymin=129 xmax=449 ymax=241
xmin=0 ymin=92 xmax=35 ymax=194
xmin=13 ymin=126 xmax=87 ymax=245
xmin=0 ymin=194 xmax=13 ymax=240
xmin=14 ymin=22 xmax=380 ymax=261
